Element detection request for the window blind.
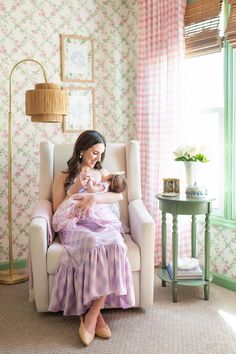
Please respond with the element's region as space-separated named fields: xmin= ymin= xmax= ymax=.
xmin=225 ymin=1 xmax=236 ymax=47
xmin=185 ymin=0 xmax=223 ymax=58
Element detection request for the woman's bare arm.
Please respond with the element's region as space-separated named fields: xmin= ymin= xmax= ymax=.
xmin=71 ymin=191 xmax=123 ymax=216
xmin=72 ymin=191 xmax=123 ymax=205
xmin=52 ymin=171 xmax=90 ymax=212
xmin=94 ymin=191 xmax=123 ymax=204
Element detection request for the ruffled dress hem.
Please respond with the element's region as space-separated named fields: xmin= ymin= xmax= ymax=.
xmin=49 ymin=243 xmax=135 ymax=316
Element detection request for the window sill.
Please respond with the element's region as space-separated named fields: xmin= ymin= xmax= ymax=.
xmin=211 ymin=215 xmax=236 ymax=229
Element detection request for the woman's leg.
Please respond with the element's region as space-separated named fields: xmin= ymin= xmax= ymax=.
xmin=96 ymin=312 xmax=108 ymax=330
xmin=84 ymin=296 xmax=106 ymax=334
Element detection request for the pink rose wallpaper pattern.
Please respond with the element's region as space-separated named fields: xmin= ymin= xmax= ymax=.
xmin=0 ymin=0 xmax=235 ymax=280
xmin=0 ymin=0 xmax=137 ymax=262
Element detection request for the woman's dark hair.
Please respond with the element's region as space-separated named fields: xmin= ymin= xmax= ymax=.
xmin=64 ymin=130 xmax=106 ymax=189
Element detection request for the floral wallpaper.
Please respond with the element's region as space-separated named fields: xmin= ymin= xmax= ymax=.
xmin=197 ymin=224 xmax=236 ymax=280
xmin=0 ymin=0 xmax=137 ymax=262
xmin=0 ymin=0 xmax=235 ymax=282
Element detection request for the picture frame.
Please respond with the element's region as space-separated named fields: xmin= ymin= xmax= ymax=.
xmin=63 ymin=87 xmax=95 ymax=133
xmin=163 ymin=178 xmax=180 ymax=194
xmin=61 ymin=34 xmax=94 ymax=82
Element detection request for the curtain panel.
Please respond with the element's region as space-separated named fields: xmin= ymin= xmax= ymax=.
xmin=137 ymin=0 xmax=187 ymax=265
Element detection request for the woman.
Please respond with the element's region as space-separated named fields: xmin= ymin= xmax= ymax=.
xmin=49 ymin=130 xmax=135 ymax=346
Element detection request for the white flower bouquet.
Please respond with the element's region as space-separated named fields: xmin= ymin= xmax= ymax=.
xmin=173 ymin=145 xmax=209 ymax=162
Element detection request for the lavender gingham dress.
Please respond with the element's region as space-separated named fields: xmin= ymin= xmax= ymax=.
xmin=48 ymin=173 xmax=135 ymax=316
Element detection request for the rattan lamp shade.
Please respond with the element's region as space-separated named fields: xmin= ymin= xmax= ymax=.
xmin=25 ymin=83 xmax=67 ymax=123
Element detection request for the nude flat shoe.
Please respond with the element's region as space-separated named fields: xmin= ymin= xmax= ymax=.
xmin=95 ymin=323 xmax=112 ymax=339
xmin=79 ymin=316 xmax=95 ymax=346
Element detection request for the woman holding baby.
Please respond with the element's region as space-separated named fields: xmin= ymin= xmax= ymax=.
xmin=49 ymin=130 xmax=134 ymax=346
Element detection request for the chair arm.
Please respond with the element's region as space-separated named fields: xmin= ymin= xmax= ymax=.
xmin=128 ymin=199 xmax=155 ymax=308
xmin=29 ymin=200 xmax=54 ymax=312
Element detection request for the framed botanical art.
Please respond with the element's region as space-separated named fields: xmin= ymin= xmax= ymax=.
xmin=61 ymin=34 xmax=94 ymax=82
xmin=63 ymin=87 xmax=95 ymax=133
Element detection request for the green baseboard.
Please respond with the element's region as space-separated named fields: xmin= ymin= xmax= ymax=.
xmin=212 ymin=272 xmax=236 ymax=292
xmin=0 ymin=259 xmax=27 ymax=271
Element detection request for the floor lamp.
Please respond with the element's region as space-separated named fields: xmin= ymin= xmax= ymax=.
xmin=0 ymin=58 xmax=68 ymax=285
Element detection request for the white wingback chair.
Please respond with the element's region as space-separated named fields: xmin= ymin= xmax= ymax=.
xmin=29 ymin=140 xmax=155 ymax=312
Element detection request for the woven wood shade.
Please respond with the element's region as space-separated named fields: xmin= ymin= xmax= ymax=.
xmin=225 ymin=1 xmax=236 ymax=47
xmin=185 ymin=0 xmax=223 ymax=58
xmin=25 ymin=83 xmax=68 ymax=123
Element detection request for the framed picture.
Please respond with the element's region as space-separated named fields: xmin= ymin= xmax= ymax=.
xmin=163 ymin=178 xmax=180 ymax=194
xmin=63 ymin=87 xmax=95 ymax=133
xmin=61 ymin=34 xmax=94 ymax=82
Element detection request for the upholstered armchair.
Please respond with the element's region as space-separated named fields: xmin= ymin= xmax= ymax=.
xmin=29 ymin=140 xmax=155 ymax=312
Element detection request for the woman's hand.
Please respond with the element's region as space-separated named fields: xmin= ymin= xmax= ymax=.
xmin=74 ymin=172 xmax=90 ymax=189
xmin=86 ymin=176 xmax=95 ymax=193
xmin=71 ymin=193 xmax=96 ymax=218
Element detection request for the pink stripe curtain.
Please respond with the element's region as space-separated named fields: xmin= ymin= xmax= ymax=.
xmin=137 ymin=0 xmax=188 ymax=265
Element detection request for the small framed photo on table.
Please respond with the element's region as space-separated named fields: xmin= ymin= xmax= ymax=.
xmin=63 ymin=87 xmax=95 ymax=133
xmin=163 ymin=178 xmax=180 ymax=196
xmin=61 ymin=34 xmax=94 ymax=82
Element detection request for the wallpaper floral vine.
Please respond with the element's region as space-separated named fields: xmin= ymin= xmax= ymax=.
xmin=197 ymin=224 xmax=236 ymax=280
xmin=0 ymin=0 xmax=137 ymax=262
xmin=0 ymin=0 xmax=235 ymax=281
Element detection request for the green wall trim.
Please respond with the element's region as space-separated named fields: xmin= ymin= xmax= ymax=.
xmin=0 ymin=259 xmax=27 ymax=271
xmin=212 ymin=272 xmax=236 ymax=292
xmin=211 ymin=215 xmax=236 ymax=229
xmin=224 ymin=42 xmax=233 ymax=220
xmin=232 ymin=51 xmax=236 ymax=220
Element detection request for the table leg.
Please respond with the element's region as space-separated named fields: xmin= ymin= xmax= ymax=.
xmin=191 ymin=215 xmax=197 ymax=258
xmin=161 ymin=212 xmax=167 ymax=287
xmin=204 ymin=211 xmax=210 ymax=300
xmin=172 ymin=214 xmax=178 ymax=302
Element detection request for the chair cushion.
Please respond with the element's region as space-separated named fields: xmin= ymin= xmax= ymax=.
xmin=47 ymin=234 xmax=140 ymax=274
xmin=123 ymin=234 xmax=140 ymax=271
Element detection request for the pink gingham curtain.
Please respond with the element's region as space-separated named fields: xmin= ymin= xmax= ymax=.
xmin=137 ymin=0 xmax=187 ymax=265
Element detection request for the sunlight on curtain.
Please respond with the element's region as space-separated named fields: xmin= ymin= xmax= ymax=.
xmin=137 ymin=0 xmax=187 ymax=265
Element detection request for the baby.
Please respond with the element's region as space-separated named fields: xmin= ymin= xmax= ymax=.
xmin=79 ymin=172 xmax=127 ymax=194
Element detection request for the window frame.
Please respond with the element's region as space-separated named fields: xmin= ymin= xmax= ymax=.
xmin=211 ymin=41 xmax=236 ymax=228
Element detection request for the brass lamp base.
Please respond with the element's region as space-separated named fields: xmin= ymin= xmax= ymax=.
xmin=0 ymin=269 xmax=29 ymax=285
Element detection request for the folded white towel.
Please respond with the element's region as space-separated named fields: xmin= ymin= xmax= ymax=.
xmin=177 ymin=257 xmax=199 ymax=270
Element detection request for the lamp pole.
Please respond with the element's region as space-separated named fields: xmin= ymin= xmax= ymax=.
xmin=0 ymin=59 xmax=48 ymax=284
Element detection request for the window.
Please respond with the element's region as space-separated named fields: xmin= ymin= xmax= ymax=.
xmin=179 ymin=46 xmax=236 ymax=227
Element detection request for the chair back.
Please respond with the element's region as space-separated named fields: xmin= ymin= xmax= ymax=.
xmin=39 ymin=141 xmax=142 ymax=226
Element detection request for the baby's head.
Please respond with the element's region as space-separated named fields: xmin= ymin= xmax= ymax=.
xmin=108 ymin=174 xmax=127 ymax=193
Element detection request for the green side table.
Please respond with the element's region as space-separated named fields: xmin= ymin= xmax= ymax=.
xmin=156 ymin=194 xmax=215 ymax=302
